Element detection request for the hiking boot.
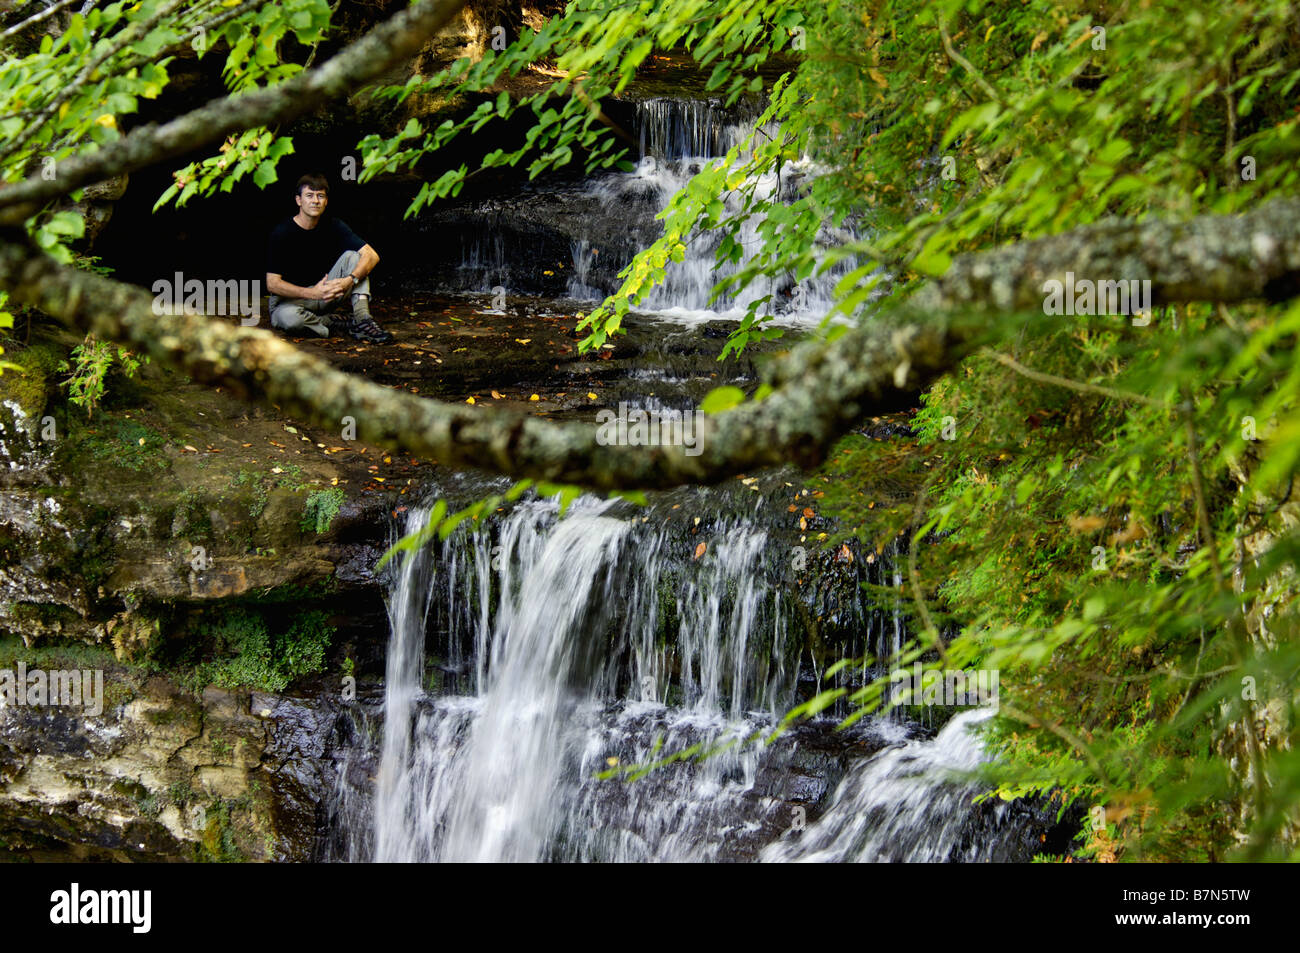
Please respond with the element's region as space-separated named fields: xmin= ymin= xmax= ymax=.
xmin=347 ymin=315 xmax=394 ymax=344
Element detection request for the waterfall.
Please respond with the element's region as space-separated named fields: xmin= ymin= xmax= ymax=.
xmin=760 ymin=710 xmax=1011 ymax=863
xmin=372 ymin=504 xmax=437 ymax=862
xmin=326 ymin=488 xmax=1061 ymax=863
xmin=565 ymin=97 xmax=866 ymax=322
xmin=456 ymin=233 xmax=511 ymax=293
xmin=337 ymin=493 xmax=812 ymax=862
xmin=634 ymin=97 xmax=754 ymax=160
xmin=438 ymin=96 xmax=873 ymax=320
xmin=434 ymin=508 xmax=631 ymax=862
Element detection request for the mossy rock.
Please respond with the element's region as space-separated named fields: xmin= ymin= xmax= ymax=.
xmin=0 ymin=343 xmax=61 ymax=422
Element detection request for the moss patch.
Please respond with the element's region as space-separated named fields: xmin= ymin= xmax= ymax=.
xmin=165 ymin=605 xmax=336 ymax=695
xmin=0 ymin=343 xmax=62 ymax=421
xmin=0 ymin=634 xmax=142 ymax=709
xmin=300 ymin=487 xmax=345 ymax=534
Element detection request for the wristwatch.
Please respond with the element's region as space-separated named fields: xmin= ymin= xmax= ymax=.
xmin=348 ymin=273 xmax=359 ymax=286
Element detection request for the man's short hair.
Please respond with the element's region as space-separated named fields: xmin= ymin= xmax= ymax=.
xmin=295 ymin=173 xmax=329 ymax=197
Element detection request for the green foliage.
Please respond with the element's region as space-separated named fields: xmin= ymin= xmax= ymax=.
xmin=880 ymin=305 xmax=1300 ymax=861
xmin=300 ymin=487 xmax=344 ymax=534
xmin=699 ymin=385 xmax=746 ymax=414
xmin=173 ymin=485 xmax=214 ymax=540
xmin=153 ymin=127 xmax=295 ymax=211
xmin=0 ymin=290 xmax=18 ymax=375
xmin=280 ymin=608 xmax=332 ymax=680
xmin=357 ymin=0 xmax=802 ymax=229
xmin=64 ymin=414 xmax=170 ymax=472
xmin=54 ymin=333 xmax=144 ymax=416
xmin=0 ymin=291 xmax=13 ymax=335
xmin=231 ymin=467 xmax=270 ymax=520
xmin=193 ymin=607 xmax=334 ymax=693
xmin=198 ymin=799 xmax=245 ymax=863
xmin=9 ymin=0 xmax=1300 ymax=863
xmin=1 ymin=0 xmax=335 ymax=260
xmin=73 ymin=254 xmax=114 ymax=277
xmin=376 ymin=479 xmax=614 ymax=571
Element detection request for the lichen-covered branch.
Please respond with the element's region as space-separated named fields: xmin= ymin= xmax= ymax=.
xmin=0 ymin=0 xmax=469 ymax=225
xmin=3 ymin=198 xmax=1300 ymax=490
xmin=908 ymin=197 xmax=1300 ymax=312
xmin=0 ymin=231 xmax=958 ymax=489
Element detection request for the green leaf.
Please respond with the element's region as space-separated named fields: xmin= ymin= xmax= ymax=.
xmin=253 ymin=160 xmax=278 ymax=188
xmin=699 ymin=386 xmax=746 ymax=414
xmin=912 ymin=247 xmax=952 ymax=277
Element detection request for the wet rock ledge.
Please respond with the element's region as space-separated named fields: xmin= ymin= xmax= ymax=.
xmin=0 ymin=296 xmax=788 ymax=860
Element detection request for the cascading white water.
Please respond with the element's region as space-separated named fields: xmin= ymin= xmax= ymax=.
xmin=566 ymin=97 xmax=865 ymax=322
xmin=760 ymin=710 xmax=1006 ymax=863
xmin=636 ymin=97 xmax=742 ymax=160
xmin=436 ymin=508 xmax=631 ymax=862
xmin=457 ymin=233 xmax=510 ymax=292
xmin=372 ymin=504 xmax=437 ymax=863
xmin=353 ymin=494 xmax=807 ymax=862
xmin=327 ymin=491 xmax=1058 ymax=863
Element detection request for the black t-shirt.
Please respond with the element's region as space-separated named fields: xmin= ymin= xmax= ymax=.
xmin=266 ymin=216 xmax=366 ymax=288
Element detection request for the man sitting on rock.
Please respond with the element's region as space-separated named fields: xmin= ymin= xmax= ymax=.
xmin=266 ymin=172 xmax=393 ymax=344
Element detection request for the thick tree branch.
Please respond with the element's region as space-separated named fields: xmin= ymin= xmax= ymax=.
xmin=3 ymin=199 xmax=1300 ymax=491
xmin=0 ymin=0 xmax=468 ymax=224
xmin=906 ymin=198 xmax=1300 ymax=313
xmin=0 ymin=230 xmax=960 ymax=489
xmin=0 ymin=0 xmax=193 ymax=169
xmin=0 ymin=0 xmax=80 ymax=40
xmin=764 ymin=198 xmax=1300 ymax=392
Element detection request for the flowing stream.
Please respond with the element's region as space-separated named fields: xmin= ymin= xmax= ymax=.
xmin=336 ymin=494 xmax=804 ymax=862
xmin=327 ymin=488 xmax=1054 ymax=863
xmin=453 ymin=96 xmax=864 ymax=323
xmin=761 ymin=710 xmax=1007 ymax=862
xmin=326 ymin=97 xmax=1055 ymax=863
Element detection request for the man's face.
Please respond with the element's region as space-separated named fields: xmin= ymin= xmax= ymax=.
xmin=297 ymin=187 xmax=328 ymax=216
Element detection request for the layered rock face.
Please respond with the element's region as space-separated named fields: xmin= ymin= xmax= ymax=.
xmin=0 ymin=675 xmax=363 ymax=861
